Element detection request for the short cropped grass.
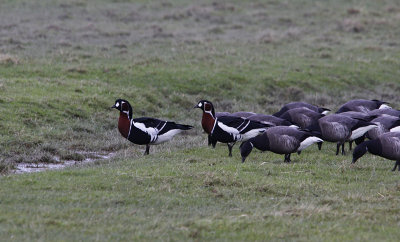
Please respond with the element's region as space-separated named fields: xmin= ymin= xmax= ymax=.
xmin=1 ymin=0 xmax=400 ymax=240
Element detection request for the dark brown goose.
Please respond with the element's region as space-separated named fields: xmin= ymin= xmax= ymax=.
xmin=231 ymin=111 xmax=257 ymax=118
xmin=247 ymin=114 xmax=294 ymax=127
xmin=338 ymin=111 xmax=378 ymax=150
xmin=367 ymin=116 xmax=400 ymax=140
xmin=353 ymin=132 xmax=400 ymax=171
xmin=240 ymin=126 xmax=323 ymax=163
xmin=307 ymin=114 xmax=377 ymax=155
xmin=368 ymin=108 xmax=400 ymax=118
xmin=336 ymin=99 xmax=389 ymax=113
xmin=278 ymin=107 xmax=325 ymax=129
xmin=273 ymin=102 xmax=330 ymax=117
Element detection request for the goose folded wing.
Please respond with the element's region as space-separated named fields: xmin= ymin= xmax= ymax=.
xmin=132 ymin=117 xmax=164 ymax=135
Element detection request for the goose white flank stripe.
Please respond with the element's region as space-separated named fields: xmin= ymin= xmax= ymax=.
xmin=298 ymin=136 xmax=323 ymax=151
xmin=350 ymin=124 xmax=377 ymax=140
xmin=241 ymin=128 xmax=266 ymax=141
xmin=390 ymin=126 xmax=400 ymax=132
xmin=322 ymin=110 xmax=330 ymax=115
xmin=379 ymin=104 xmax=391 ymax=109
xmin=217 ymin=121 xmax=240 ymax=135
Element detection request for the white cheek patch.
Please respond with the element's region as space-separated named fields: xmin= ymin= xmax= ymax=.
xmin=198 ymin=103 xmax=202 ymax=108
xmin=115 ymin=102 xmax=120 ymax=107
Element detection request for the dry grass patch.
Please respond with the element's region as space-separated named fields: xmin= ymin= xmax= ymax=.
xmin=0 ymin=54 xmax=19 ymax=65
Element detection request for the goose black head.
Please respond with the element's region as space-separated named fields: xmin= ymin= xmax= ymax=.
xmin=352 ymin=141 xmax=369 ymax=163
xmin=194 ymin=100 xmax=216 ymax=118
xmin=111 ymin=99 xmax=133 ymax=120
xmin=240 ymin=140 xmax=254 ymax=163
xmin=372 ymin=99 xmax=390 ymax=109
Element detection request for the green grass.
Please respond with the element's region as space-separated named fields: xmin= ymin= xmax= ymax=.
xmin=1 ymin=0 xmax=400 ymax=240
xmin=1 ymin=145 xmax=400 ymax=241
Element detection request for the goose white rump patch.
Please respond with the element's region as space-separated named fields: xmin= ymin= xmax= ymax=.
xmin=241 ymin=128 xmax=266 ymax=141
xmin=217 ymin=122 xmax=240 ymax=135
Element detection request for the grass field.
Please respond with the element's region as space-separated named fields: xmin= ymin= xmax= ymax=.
xmin=1 ymin=0 xmax=400 ymax=240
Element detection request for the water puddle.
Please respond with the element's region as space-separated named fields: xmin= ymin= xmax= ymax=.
xmin=13 ymin=152 xmax=116 ymax=174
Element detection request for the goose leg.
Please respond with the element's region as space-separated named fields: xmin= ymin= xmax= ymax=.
xmin=336 ymin=143 xmax=340 ymax=155
xmin=341 ymin=143 xmax=345 ymax=155
xmin=317 ymin=142 xmax=322 ymax=150
xmin=227 ymin=143 xmax=235 ymax=157
xmin=144 ymin=144 xmax=150 ymax=155
xmin=211 ymin=139 xmax=217 ymax=148
xmin=349 ymin=141 xmax=353 ymax=151
xmin=284 ymin=154 xmax=291 ymax=163
xmin=208 ymin=135 xmax=217 ymax=148
xmin=287 ymin=153 xmax=292 ymax=163
xmin=391 ymin=160 xmax=400 ymax=172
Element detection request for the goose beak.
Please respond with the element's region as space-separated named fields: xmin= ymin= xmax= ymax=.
xmin=241 ymin=156 xmax=247 ymax=163
xmin=111 ymin=104 xmax=116 ymax=109
xmin=193 ymin=105 xmax=200 ymax=109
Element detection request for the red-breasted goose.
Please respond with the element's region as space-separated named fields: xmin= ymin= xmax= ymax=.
xmin=194 ymin=100 xmax=270 ymax=157
xmin=112 ymin=99 xmax=193 ymax=155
